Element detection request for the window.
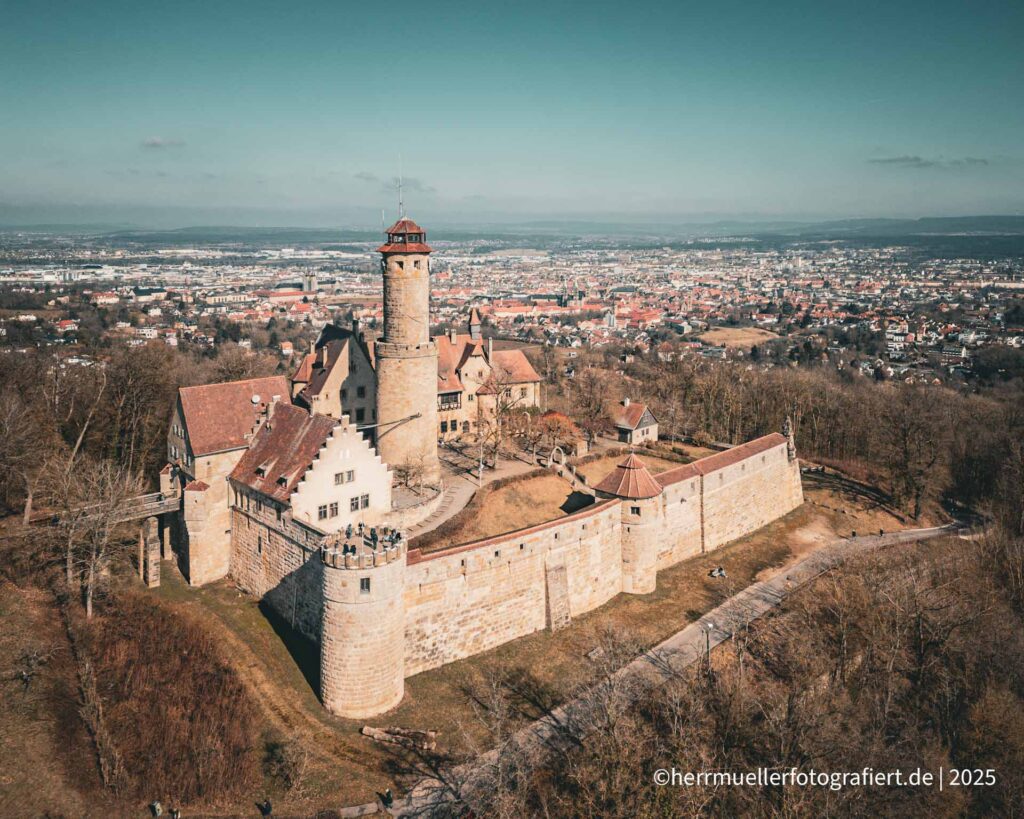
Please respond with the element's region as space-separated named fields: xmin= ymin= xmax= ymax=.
xmin=356 ymin=408 xmax=365 ymax=422
xmin=350 ymin=497 xmax=360 ymax=512
xmin=468 ymin=393 xmax=475 ymax=402
xmin=440 ymin=421 xmax=448 ymax=433
xmin=318 ymin=505 xmax=328 ymax=520
xmin=439 ymin=393 xmax=461 ymax=409
xmin=360 ymin=494 xmax=369 ymax=509
xmin=341 ymin=388 xmax=348 ymax=401
xmin=631 ymin=506 xmax=641 ymax=516
xmin=329 ymin=502 xmax=339 ymax=517
xmin=257 ymin=535 xmax=262 ymax=555
xmin=335 ymin=472 xmax=344 ymax=485
xmin=357 ymin=386 xmax=366 ymax=398
xmin=346 ymin=469 xmax=354 ymax=482
xmin=360 ymin=577 xmax=371 ymax=594
xmin=520 ymin=387 xmax=527 ymax=397
xmin=414 ymin=259 xmax=421 ymax=269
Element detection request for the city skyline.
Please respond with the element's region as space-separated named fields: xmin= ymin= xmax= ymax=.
xmin=2 ymin=0 xmax=1023 ymax=227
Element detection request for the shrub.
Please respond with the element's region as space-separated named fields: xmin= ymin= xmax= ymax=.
xmin=80 ymin=589 xmax=262 ymax=803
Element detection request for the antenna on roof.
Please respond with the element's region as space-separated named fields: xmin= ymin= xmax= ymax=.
xmin=398 ymin=153 xmax=404 ymax=218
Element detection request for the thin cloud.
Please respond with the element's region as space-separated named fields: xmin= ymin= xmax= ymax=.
xmin=384 ymin=175 xmax=436 ymax=195
xmin=868 ymin=154 xmax=992 ymax=169
xmin=353 ymin=171 xmax=379 ymax=183
xmin=142 ymin=136 xmax=185 ymax=149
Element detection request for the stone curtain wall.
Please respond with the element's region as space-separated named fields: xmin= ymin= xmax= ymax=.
xmin=656 ymin=473 xmax=704 ymax=569
xmin=398 ymin=436 xmax=802 ymax=680
xmin=701 ymin=442 xmax=802 ymax=551
xmin=230 ymin=504 xmax=325 ymax=641
xmin=402 ymin=500 xmax=622 ymax=676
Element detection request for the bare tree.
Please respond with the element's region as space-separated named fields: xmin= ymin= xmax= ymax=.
xmin=69 ymin=458 xmax=146 ymax=618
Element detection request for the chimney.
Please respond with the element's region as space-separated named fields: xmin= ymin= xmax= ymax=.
xmin=623 ymin=397 xmax=631 ymax=407
xmin=487 ymin=337 xmax=493 ymax=360
xmin=448 ymin=327 xmax=457 ymax=343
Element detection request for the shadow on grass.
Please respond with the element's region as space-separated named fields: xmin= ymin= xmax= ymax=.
xmin=258 ymin=599 xmax=321 ymax=698
xmin=560 ymin=492 xmax=595 ymax=514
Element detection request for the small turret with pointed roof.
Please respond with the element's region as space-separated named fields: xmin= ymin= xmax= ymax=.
xmin=469 ymin=306 xmax=482 ymax=341
xmin=594 ymin=452 xmax=663 ymax=499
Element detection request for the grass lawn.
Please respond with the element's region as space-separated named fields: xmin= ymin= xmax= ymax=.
xmin=417 ymin=471 xmax=593 ymax=553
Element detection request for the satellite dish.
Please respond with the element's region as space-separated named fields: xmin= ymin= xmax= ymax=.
xmin=251 ymin=394 xmax=261 ymax=404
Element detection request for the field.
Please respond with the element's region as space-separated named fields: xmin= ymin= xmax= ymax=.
xmin=700 ymin=326 xmax=779 ymax=348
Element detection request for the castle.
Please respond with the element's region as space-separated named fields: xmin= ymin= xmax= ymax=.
xmin=161 ymin=217 xmax=804 ymax=719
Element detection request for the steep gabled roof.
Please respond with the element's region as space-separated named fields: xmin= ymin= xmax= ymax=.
xmin=593 ymin=453 xmax=663 ymax=499
xmin=229 ymin=404 xmax=337 ymax=503
xmin=178 ymin=375 xmax=291 ymax=457
xmin=491 ymin=349 xmax=542 ymax=385
xmin=610 ymin=400 xmax=656 ymax=431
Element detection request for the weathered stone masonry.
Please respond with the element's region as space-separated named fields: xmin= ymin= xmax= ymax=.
xmin=233 ymin=431 xmax=802 ymax=719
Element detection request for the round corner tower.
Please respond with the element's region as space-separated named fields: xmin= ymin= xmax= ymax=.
xmin=375 ymin=217 xmax=442 ymax=485
xmin=320 ymin=541 xmax=406 ymax=719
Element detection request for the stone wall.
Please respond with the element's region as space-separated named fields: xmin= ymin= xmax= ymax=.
xmin=321 ymin=546 xmax=406 ymax=719
xmin=229 ymin=502 xmax=325 ymax=642
xmin=178 ymin=448 xmax=243 ymax=586
xmin=402 ymin=499 xmax=622 ymax=676
xmin=700 ymin=441 xmax=802 ymax=551
xmin=398 ymin=434 xmax=801 ymax=681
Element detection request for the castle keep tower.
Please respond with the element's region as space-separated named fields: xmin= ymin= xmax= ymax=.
xmin=375 ymin=217 xmax=441 ymax=485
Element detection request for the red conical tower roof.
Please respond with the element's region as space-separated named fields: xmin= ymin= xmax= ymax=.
xmin=593 ymin=452 xmax=662 ymax=499
xmin=378 ymin=216 xmax=432 ymax=253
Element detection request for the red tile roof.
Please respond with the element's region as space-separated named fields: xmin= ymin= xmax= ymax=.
xmin=593 ymin=453 xmax=663 ymax=499
xmin=657 ymin=433 xmax=787 ymax=486
xmin=491 ymin=349 xmax=542 ymax=385
xmin=384 ymin=217 xmax=425 ymax=234
xmin=610 ymin=400 xmax=653 ymax=430
xmin=184 ymin=480 xmax=209 ymax=491
xmin=229 ymin=404 xmax=337 ymax=503
xmin=377 ymin=242 xmax=433 ymax=254
xmin=178 ymin=376 xmax=291 ymax=457
xmin=292 ymin=351 xmax=315 ymax=384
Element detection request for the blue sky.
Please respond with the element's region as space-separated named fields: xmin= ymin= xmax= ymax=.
xmin=1 ymin=0 xmax=1022 ymax=226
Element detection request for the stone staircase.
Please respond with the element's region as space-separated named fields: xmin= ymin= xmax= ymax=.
xmin=406 ymin=481 xmax=464 ymax=539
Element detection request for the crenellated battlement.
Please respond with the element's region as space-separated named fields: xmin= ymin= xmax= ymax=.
xmin=320 ymin=542 xmax=405 ymax=570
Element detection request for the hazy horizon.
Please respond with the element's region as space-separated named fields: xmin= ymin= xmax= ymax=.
xmin=3 ymin=0 xmax=1022 ymax=227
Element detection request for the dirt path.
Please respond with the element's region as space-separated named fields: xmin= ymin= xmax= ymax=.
xmin=395 ymin=523 xmax=963 ymax=815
